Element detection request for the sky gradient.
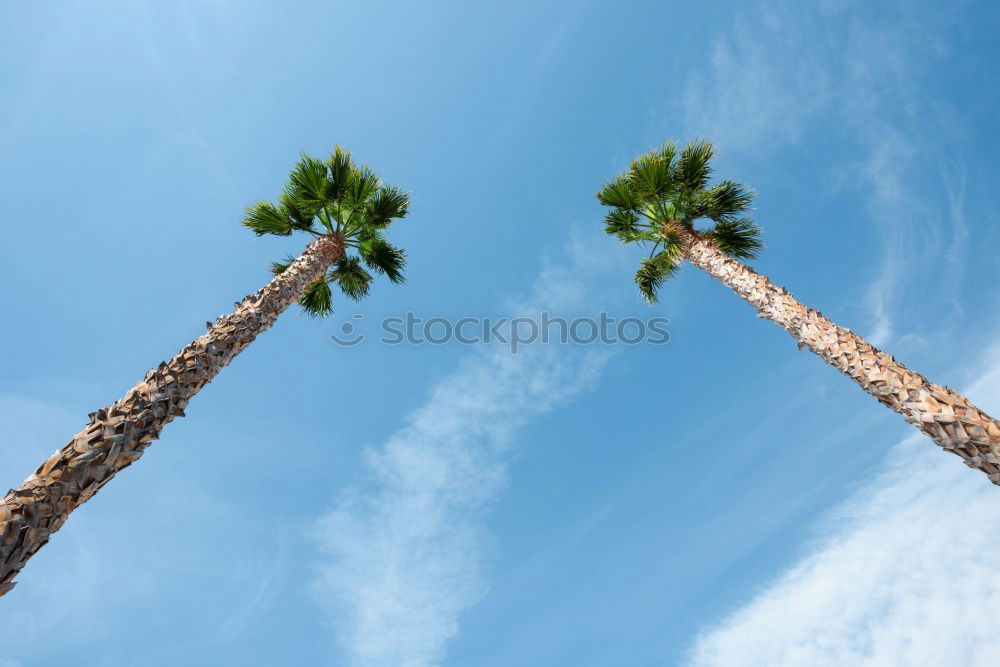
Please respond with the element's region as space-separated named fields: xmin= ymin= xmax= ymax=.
xmin=1 ymin=1 xmax=999 ymax=665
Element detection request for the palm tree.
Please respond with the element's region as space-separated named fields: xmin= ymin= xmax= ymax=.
xmin=598 ymin=139 xmax=1000 ymax=483
xmin=0 ymin=147 xmax=409 ymax=596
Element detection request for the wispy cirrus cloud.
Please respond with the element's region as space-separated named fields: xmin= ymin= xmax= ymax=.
xmin=311 ymin=238 xmax=620 ymax=666
xmin=673 ymin=4 xmax=1000 ymax=664
xmin=678 ymin=0 xmax=965 ymax=347
xmin=686 ymin=343 xmax=1000 ymax=667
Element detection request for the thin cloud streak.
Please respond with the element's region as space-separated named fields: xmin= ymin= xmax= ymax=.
xmin=678 ymin=0 xmax=965 ymax=347
xmin=674 ymin=5 xmax=997 ymax=664
xmin=311 ymin=239 xmax=616 ymax=667
xmin=686 ymin=344 xmax=1000 ymax=667
xmin=215 ymin=543 xmax=288 ymax=643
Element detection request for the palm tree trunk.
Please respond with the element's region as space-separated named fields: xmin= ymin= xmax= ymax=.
xmin=0 ymin=234 xmax=344 ymax=596
xmin=680 ymin=229 xmax=1000 ymax=484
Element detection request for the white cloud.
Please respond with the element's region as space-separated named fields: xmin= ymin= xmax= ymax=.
xmin=311 ymin=240 xmax=616 ymax=667
xmin=678 ymin=0 xmax=965 ymax=348
xmin=686 ymin=345 xmax=1000 ymax=667
xmin=678 ymin=3 xmax=831 ymax=155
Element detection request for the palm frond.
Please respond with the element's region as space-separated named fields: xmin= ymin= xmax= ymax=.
xmin=647 ymin=199 xmax=679 ymax=224
xmin=695 ymin=180 xmax=754 ymax=220
xmin=635 ymin=256 xmax=676 ymax=305
xmin=345 ymin=167 xmax=381 ymax=210
xmin=280 ymin=190 xmax=320 ymax=227
xmin=356 ymin=225 xmax=386 ymax=244
xmin=277 ymin=193 xmax=317 ymax=233
xmin=653 ymin=140 xmax=678 ymax=164
xmin=597 ymin=175 xmax=640 ymax=211
xmin=286 ymin=155 xmax=329 ymax=216
xmin=659 ymin=227 xmax=685 ymax=259
xmin=707 ymin=217 xmax=763 ymax=259
xmin=329 ymin=255 xmax=372 ymax=301
xmin=604 ymin=208 xmax=641 ymax=240
xmin=298 ymin=277 xmax=334 ymax=317
xmin=269 ymin=254 xmax=297 ymax=276
xmin=367 ymin=185 xmax=410 ymax=227
xmin=360 ymin=238 xmax=406 ymax=283
xmin=635 ymin=237 xmax=684 ymax=304
xmin=629 ymin=153 xmax=673 ymax=200
xmin=243 ymin=202 xmax=293 ymax=236
xmin=325 ymin=146 xmax=354 ymax=202
xmin=677 ymin=139 xmax=715 ymax=190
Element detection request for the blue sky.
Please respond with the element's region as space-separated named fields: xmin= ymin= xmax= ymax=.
xmin=1 ymin=1 xmax=999 ymax=665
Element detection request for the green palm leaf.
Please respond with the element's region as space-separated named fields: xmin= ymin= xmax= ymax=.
xmin=597 ymin=175 xmax=641 ymax=211
xmin=635 ymin=254 xmax=676 ymax=304
xmin=329 ymin=256 xmax=372 ymax=300
xmin=604 ymin=208 xmax=640 ymax=240
xmin=676 ymin=139 xmax=714 ymax=190
xmin=287 ymin=155 xmax=330 ymax=216
xmin=707 ymin=217 xmax=763 ymax=259
xmin=298 ymin=278 xmax=334 ymax=317
xmin=360 ymin=238 xmax=406 ymax=283
xmin=629 ymin=153 xmax=673 ymax=200
xmin=345 ymin=168 xmax=381 ymax=211
xmin=367 ymin=185 xmax=410 ymax=227
xmin=696 ymin=180 xmax=755 ymax=220
xmin=269 ymin=254 xmax=297 ymax=276
xmin=652 ymin=140 xmax=677 ymax=164
xmin=325 ymin=146 xmax=353 ymax=202
xmin=243 ymin=202 xmax=293 ymax=236
xmin=278 ymin=193 xmax=317 ymax=233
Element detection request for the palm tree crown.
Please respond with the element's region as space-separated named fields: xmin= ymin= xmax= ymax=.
xmin=597 ymin=139 xmax=762 ymax=303
xmin=243 ymin=147 xmax=410 ymax=316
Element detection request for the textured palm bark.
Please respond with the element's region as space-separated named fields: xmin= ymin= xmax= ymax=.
xmin=0 ymin=235 xmax=344 ymax=596
xmin=681 ymin=229 xmax=1000 ymax=484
